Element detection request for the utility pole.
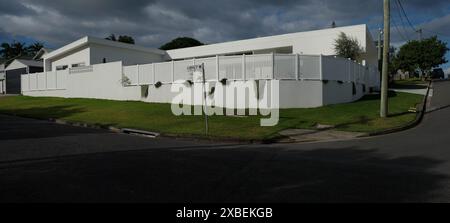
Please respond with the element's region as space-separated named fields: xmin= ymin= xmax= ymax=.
xmin=417 ymin=28 xmax=422 ymax=40
xmin=380 ymin=0 xmax=390 ymax=118
xmin=378 ymin=28 xmax=383 ymax=72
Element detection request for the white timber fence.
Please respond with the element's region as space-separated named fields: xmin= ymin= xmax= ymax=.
xmin=122 ymin=53 xmax=379 ymax=88
xmin=21 ymin=53 xmax=379 ymax=93
xmin=21 ymin=69 xmax=69 ymax=92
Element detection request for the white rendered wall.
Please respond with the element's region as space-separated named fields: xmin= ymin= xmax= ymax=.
xmin=89 ymin=43 xmax=165 ymax=66
xmin=322 ymin=81 xmax=365 ymax=106
xmin=48 ymin=46 xmax=90 ymax=71
xmin=23 ymin=62 xmax=325 ymax=109
xmin=45 ymin=44 xmax=165 ymax=72
xmin=167 ymin=24 xmax=377 ymax=68
xmin=23 ymin=55 xmax=371 ymax=109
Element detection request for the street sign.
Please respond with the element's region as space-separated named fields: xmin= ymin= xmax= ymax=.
xmin=187 ymin=64 xmax=203 ymax=72
xmin=187 ymin=63 xmax=209 ymax=136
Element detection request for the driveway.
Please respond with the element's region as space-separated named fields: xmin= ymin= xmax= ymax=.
xmin=1 ymin=81 xmax=450 ymax=202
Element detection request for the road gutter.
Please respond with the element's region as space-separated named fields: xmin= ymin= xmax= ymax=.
xmin=363 ymin=80 xmax=432 ymax=137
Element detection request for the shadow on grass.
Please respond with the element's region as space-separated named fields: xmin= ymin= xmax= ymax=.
xmin=0 ymin=105 xmax=117 ymax=140
xmin=358 ymin=91 xmax=398 ymax=102
xmin=2 ymin=145 xmax=446 ymax=202
xmin=0 ymin=105 xmax=85 ymax=120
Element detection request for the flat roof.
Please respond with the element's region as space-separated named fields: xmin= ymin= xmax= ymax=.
xmin=167 ymin=24 xmax=368 ymax=59
xmin=44 ymin=36 xmax=166 ymax=60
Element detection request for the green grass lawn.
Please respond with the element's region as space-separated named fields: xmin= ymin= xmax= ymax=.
xmin=0 ymin=92 xmax=423 ymax=141
xmin=393 ymin=78 xmax=427 ymax=86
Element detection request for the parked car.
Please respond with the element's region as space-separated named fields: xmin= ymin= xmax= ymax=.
xmin=431 ymin=68 xmax=445 ymax=79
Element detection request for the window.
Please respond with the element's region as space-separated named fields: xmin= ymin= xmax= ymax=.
xmin=71 ymin=62 xmax=85 ymax=68
xmin=56 ymin=65 xmax=68 ymax=70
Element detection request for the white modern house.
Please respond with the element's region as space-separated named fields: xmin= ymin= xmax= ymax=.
xmin=167 ymin=24 xmax=378 ymax=68
xmin=33 ymin=48 xmax=53 ymax=60
xmin=42 ymin=36 xmax=166 ymax=72
xmin=21 ymin=24 xmax=380 ymax=109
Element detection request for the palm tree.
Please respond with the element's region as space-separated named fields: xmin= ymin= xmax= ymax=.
xmin=10 ymin=41 xmax=27 ymax=58
xmin=105 ymin=34 xmax=117 ymax=41
xmin=0 ymin=43 xmax=12 ymax=59
xmin=27 ymin=42 xmax=44 ymax=56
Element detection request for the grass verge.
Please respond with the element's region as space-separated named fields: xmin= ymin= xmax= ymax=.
xmin=0 ymin=92 xmax=423 ymax=141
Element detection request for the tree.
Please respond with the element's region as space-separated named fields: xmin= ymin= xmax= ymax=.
xmin=0 ymin=41 xmax=29 ymax=60
xmin=159 ymin=37 xmax=204 ymax=50
xmin=333 ymin=32 xmax=363 ymax=61
xmin=27 ymin=42 xmax=44 ymax=56
xmin=117 ymin=35 xmax=135 ymax=44
xmin=0 ymin=43 xmax=12 ymax=59
xmin=0 ymin=41 xmax=45 ymax=62
xmin=105 ymin=34 xmax=135 ymax=44
xmin=105 ymin=34 xmax=117 ymax=41
xmin=10 ymin=42 xmax=27 ymax=58
xmin=394 ymin=36 xmax=448 ymax=77
xmin=331 ymin=21 xmax=336 ymax=28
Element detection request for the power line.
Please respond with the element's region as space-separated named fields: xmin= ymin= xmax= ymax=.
xmin=392 ymin=0 xmax=410 ymax=42
xmin=392 ymin=16 xmax=409 ymax=42
xmin=394 ymin=0 xmax=412 ymax=38
xmin=396 ymin=0 xmax=418 ymax=32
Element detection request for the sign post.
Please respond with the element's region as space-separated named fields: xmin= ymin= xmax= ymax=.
xmin=188 ymin=63 xmax=208 ymax=136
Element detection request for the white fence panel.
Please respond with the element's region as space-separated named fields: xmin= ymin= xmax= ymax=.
xmin=246 ymin=54 xmax=272 ymax=80
xmin=274 ymin=55 xmax=296 ymax=79
xmin=37 ymin=72 xmax=46 ymax=90
xmin=358 ymin=64 xmax=363 ymax=83
xmin=219 ymin=56 xmax=243 ymax=80
xmin=354 ymin=63 xmax=359 ymax=83
xmin=154 ymin=62 xmax=172 ymax=83
xmin=299 ymin=55 xmax=321 ymax=79
xmin=46 ymin=71 xmax=57 ymax=89
xmin=174 ymin=60 xmax=193 ymax=82
xmin=123 ymin=65 xmax=138 ymax=85
xmin=138 ymin=64 xmax=154 ymax=84
xmin=29 ymin=73 xmax=37 ymax=90
xmin=21 ymin=74 xmax=29 ymax=91
xmin=195 ymin=57 xmax=217 ymax=81
xmin=349 ymin=62 xmax=356 ymax=83
xmin=57 ymin=70 xmax=68 ymax=89
xmin=322 ymin=56 xmax=348 ymax=82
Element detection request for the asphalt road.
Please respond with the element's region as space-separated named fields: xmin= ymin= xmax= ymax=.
xmin=1 ymin=81 xmax=450 ymax=202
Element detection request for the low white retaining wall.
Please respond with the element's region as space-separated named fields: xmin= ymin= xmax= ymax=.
xmin=21 ymin=54 xmax=374 ymax=108
xmin=0 ymin=80 xmax=4 ymax=94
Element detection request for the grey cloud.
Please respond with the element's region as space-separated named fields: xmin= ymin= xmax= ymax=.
xmin=0 ymin=0 xmax=448 ymax=49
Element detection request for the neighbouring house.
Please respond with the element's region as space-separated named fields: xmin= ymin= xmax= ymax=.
xmin=0 ymin=63 xmax=5 ymax=94
xmin=393 ymin=70 xmax=410 ymax=80
xmin=33 ymin=48 xmax=53 ymax=61
xmin=4 ymin=59 xmax=43 ymax=94
xmin=167 ymin=24 xmax=378 ymax=68
xmin=42 ymin=36 xmax=167 ymax=72
xmin=445 ymin=67 xmax=450 ymax=79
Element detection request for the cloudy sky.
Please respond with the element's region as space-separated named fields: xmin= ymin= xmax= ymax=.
xmin=1 ymin=0 xmax=449 ymax=69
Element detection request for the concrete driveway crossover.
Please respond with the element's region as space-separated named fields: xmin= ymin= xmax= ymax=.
xmin=1 ymin=81 xmax=450 ymax=202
